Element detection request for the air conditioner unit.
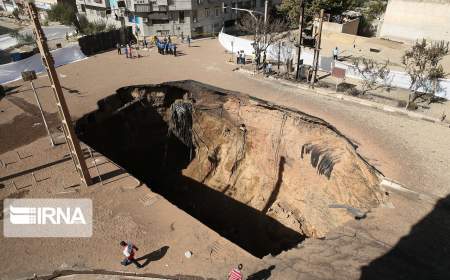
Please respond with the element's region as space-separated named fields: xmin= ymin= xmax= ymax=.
xmin=142 ymin=17 xmax=148 ymax=22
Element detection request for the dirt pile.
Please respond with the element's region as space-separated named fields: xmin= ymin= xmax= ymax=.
xmin=75 ymin=80 xmax=386 ymax=256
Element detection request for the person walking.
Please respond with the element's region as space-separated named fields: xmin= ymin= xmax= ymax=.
xmin=127 ymin=44 xmax=132 ymax=58
xmin=124 ymin=44 xmax=129 ymax=58
xmin=333 ymin=46 xmax=339 ymax=60
xmin=116 ymin=43 xmax=121 ymax=55
xmin=228 ymin=264 xmax=243 ymax=280
xmin=143 ymin=38 xmax=148 ymax=48
xmin=120 ymin=241 xmax=139 ymax=266
xmin=187 ymin=35 xmax=191 ymax=47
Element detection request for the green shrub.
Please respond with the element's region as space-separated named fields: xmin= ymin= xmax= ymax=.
xmin=12 ymin=8 xmax=20 ymax=20
xmin=9 ymin=31 xmax=35 ymax=47
xmin=47 ymin=3 xmax=77 ymax=26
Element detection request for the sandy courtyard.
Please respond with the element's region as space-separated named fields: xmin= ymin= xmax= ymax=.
xmin=1 ymin=37 xmax=450 ymax=279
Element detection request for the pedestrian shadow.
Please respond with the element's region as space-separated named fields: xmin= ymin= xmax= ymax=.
xmin=247 ymin=265 xmax=276 ymax=280
xmin=135 ymin=246 xmax=169 ymax=268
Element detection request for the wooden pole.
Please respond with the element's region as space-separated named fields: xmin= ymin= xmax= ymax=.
xmin=310 ymin=9 xmax=324 ymax=87
xmin=295 ymin=0 xmax=305 ymax=80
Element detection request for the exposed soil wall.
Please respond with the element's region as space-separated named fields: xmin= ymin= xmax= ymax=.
xmin=75 ymin=80 xmax=386 ymax=257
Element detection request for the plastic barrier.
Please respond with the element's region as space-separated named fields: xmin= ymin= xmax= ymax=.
xmin=0 ymin=44 xmax=86 ymax=85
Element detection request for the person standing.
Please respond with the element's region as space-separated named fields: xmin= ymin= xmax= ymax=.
xmin=127 ymin=44 xmax=132 ymax=58
xmin=187 ymin=35 xmax=191 ymax=47
xmin=120 ymin=241 xmax=139 ymax=266
xmin=228 ymin=264 xmax=243 ymax=280
xmin=124 ymin=44 xmax=129 ymax=58
xmin=116 ymin=43 xmax=121 ymax=55
xmin=333 ymin=46 xmax=339 ymax=60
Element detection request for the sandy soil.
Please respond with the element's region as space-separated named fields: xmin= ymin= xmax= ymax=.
xmin=316 ymin=31 xmax=450 ymax=72
xmin=1 ymin=37 xmax=450 ymax=279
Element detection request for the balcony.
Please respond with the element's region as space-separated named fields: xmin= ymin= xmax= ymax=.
xmin=84 ymin=0 xmax=110 ymax=8
xmin=135 ymin=4 xmax=152 ymax=12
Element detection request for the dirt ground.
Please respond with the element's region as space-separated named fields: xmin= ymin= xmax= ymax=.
xmin=317 ymin=30 xmax=450 ymax=72
xmin=1 ymin=37 xmax=450 ymax=279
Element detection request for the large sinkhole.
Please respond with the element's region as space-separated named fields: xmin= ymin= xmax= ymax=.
xmin=75 ymin=80 xmax=386 ymax=258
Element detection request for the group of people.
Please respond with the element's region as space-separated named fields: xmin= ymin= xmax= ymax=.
xmin=236 ymin=50 xmax=246 ymax=64
xmin=120 ymin=241 xmax=245 ymax=279
xmin=116 ymin=43 xmax=136 ymax=59
xmin=156 ymin=36 xmax=177 ymax=56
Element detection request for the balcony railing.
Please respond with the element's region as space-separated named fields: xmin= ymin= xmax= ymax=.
xmin=135 ymin=4 xmax=152 ymax=12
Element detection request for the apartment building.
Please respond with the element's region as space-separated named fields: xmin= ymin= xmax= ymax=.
xmin=77 ymin=0 xmax=272 ymax=38
xmin=76 ymin=0 xmax=122 ymax=27
xmin=0 ymin=0 xmax=18 ymax=12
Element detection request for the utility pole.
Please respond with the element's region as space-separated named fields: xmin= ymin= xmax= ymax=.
xmin=263 ymin=0 xmax=268 ymax=56
xmin=26 ymin=2 xmax=92 ymax=186
xmin=295 ymin=0 xmax=305 ymax=80
xmin=310 ymin=9 xmax=324 ymax=88
xmin=264 ymin=0 xmax=268 ymax=24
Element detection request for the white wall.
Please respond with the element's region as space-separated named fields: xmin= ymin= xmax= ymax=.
xmin=380 ymin=0 xmax=450 ymax=43
xmin=219 ymin=30 xmax=450 ymax=100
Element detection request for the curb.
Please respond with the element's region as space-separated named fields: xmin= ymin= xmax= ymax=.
xmin=237 ymin=68 xmax=447 ymax=125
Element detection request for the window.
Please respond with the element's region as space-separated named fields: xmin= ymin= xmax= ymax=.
xmin=153 ymin=19 xmax=170 ymax=24
xmin=215 ymin=7 xmax=220 ymax=16
xmin=205 ymin=8 xmax=210 ymax=17
xmin=196 ymin=0 xmax=202 ymax=5
xmin=157 ymin=30 xmax=170 ymax=35
xmin=179 ymin=11 xmax=185 ymax=23
xmin=192 ymin=10 xmax=198 ymax=22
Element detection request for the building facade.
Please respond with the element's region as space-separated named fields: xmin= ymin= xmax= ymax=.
xmin=0 ymin=0 xmax=18 ymax=12
xmin=77 ymin=0 xmax=272 ymax=38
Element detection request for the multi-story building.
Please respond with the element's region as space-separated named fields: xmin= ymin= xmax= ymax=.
xmin=0 ymin=0 xmax=18 ymax=12
xmin=77 ymin=0 xmax=272 ymax=38
xmin=76 ymin=0 xmax=121 ymax=28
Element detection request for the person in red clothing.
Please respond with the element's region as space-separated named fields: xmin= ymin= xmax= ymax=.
xmin=228 ymin=264 xmax=243 ymax=280
xmin=120 ymin=241 xmax=139 ymax=266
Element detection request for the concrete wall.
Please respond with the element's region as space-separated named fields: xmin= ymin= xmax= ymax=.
xmin=83 ymin=6 xmax=121 ymax=27
xmin=380 ymin=0 xmax=450 ymax=42
xmin=322 ymin=19 xmax=359 ymax=35
xmin=341 ymin=19 xmax=359 ymax=35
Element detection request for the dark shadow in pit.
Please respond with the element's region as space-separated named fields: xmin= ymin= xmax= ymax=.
xmin=360 ymin=195 xmax=450 ymax=280
xmin=262 ymin=157 xmax=285 ymax=214
xmin=76 ymin=89 xmax=304 ymax=258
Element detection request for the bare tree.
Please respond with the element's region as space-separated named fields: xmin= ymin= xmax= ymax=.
xmin=239 ymin=15 xmax=290 ymax=68
xmin=351 ymin=56 xmax=391 ymax=95
xmin=402 ymin=39 xmax=449 ymax=108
